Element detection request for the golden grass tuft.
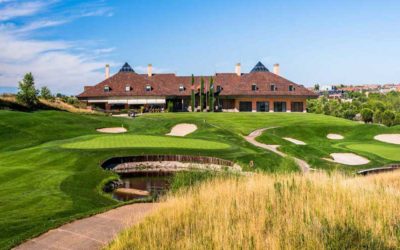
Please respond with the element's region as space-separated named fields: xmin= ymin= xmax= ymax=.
xmin=108 ymin=171 xmax=400 ymax=249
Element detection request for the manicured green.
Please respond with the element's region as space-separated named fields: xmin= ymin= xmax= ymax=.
xmin=346 ymin=143 xmax=400 ymax=161
xmin=62 ymin=134 xmax=230 ymax=150
xmin=1 ymin=110 xmax=399 ymax=249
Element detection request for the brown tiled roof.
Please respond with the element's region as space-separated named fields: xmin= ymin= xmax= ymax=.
xmin=77 ymin=69 xmax=317 ymax=98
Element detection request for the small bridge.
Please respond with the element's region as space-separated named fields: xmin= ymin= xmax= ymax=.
xmin=357 ymin=163 xmax=400 ymax=175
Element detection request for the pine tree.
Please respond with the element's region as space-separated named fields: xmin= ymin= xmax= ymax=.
xmin=209 ymin=77 xmax=214 ymax=112
xmin=191 ymin=74 xmax=195 ymax=112
xmin=200 ymin=77 xmax=204 ymax=112
xmin=16 ymin=72 xmax=38 ymax=108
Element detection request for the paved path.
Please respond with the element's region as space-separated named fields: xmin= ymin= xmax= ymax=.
xmin=14 ymin=203 xmax=157 ymax=250
xmin=244 ymin=128 xmax=312 ymax=173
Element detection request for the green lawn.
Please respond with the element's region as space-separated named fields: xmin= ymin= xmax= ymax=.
xmin=62 ymin=134 xmax=230 ymax=150
xmin=1 ymin=110 xmax=399 ymax=249
xmin=345 ymin=143 xmax=400 ymax=161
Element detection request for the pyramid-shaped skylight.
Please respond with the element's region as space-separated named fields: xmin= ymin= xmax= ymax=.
xmin=250 ymin=62 xmax=270 ymax=73
xmin=119 ymin=62 xmax=135 ymax=73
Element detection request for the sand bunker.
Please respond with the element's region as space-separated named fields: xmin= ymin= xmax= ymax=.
xmin=324 ymin=153 xmax=370 ymax=165
xmin=327 ymin=134 xmax=344 ymax=140
xmin=283 ymin=137 xmax=306 ymax=145
xmin=96 ymin=127 xmax=127 ymax=133
xmin=167 ymin=123 xmax=197 ymax=136
xmin=374 ymin=134 xmax=400 ymax=145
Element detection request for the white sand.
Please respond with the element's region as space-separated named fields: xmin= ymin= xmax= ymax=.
xmin=327 ymin=133 xmax=344 ymax=140
xmin=283 ymin=137 xmax=306 ymax=145
xmin=166 ymin=123 xmax=197 ymax=136
xmin=324 ymin=153 xmax=370 ymax=165
xmin=374 ymin=134 xmax=400 ymax=145
xmin=96 ymin=127 xmax=127 ymax=133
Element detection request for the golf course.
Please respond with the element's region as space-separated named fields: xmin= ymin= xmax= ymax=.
xmin=1 ymin=110 xmax=400 ymax=249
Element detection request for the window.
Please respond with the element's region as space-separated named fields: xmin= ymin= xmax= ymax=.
xmin=270 ymin=84 xmax=276 ymax=91
xmin=179 ymin=84 xmax=185 ymax=92
xmin=291 ymin=102 xmax=304 ymax=112
xmin=125 ymin=85 xmax=131 ymax=92
xmin=104 ymin=85 xmax=110 ymax=92
xmin=289 ymin=85 xmax=294 ymax=91
xmin=252 ymin=84 xmax=257 ymax=91
xmin=145 ymin=85 xmax=151 ymax=92
xmin=216 ymin=85 xmax=222 ymax=92
xmin=256 ymin=102 xmax=269 ymax=112
xmin=239 ymin=102 xmax=252 ymax=112
xmin=274 ymin=102 xmax=287 ymax=112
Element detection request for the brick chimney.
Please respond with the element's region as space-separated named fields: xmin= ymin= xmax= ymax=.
xmin=273 ymin=63 xmax=280 ymax=75
xmin=235 ymin=63 xmax=241 ymax=76
xmin=105 ymin=64 xmax=110 ymax=79
xmin=148 ymin=64 xmax=152 ymax=77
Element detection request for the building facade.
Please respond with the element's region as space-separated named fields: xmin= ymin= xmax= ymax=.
xmin=77 ymin=62 xmax=318 ymax=112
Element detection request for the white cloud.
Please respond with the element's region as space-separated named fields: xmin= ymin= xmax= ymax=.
xmin=0 ymin=0 xmax=115 ymax=94
xmin=12 ymin=19 xmax=69 ymax=33
xmin=0 ymin=32 xmax=115 ymax=94
xmin=0 ymin=1 xmax=51 ymax=21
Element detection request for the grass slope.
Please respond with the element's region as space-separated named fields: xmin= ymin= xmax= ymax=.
xmin=1 ymin=111 xmax=399 ymax=249
xmin=108 ymin=171 xmax=400 ymax=249
xmin=0 ymin=111 xmax=286 ymax=249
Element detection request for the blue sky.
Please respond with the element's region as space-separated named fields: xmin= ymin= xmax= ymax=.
xmin=1 ymin=0 xmax=400 ymax=94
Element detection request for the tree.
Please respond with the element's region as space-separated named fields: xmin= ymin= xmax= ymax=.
xmin=40 ymin=86 xmax=53 ymax=100
xmin=16 ymin=72 xmax=38 ymax=108
xmin=394 ymin=113 xmax=400 ymax=126
xmin=360 ymin=108 xmax=373 ymax=123
xmin=200 ymin=77 xmax=204 ymax=112
xmin=382 ymin=110 xmax=396 ymax=127
xmin=190 ymin=74 xmax=195 ymax=112
xmin=314 ymin=84 xmax=320 ymax=91
xmin=208 ymin=77 xmax=214 ymax=112
xmin=373 ymin=110 xmax=382 ymax=124
xmin=373 ymin=101 xmax=386 ymax=112
xmin=167 ymin=101 xmax=174 ymax=112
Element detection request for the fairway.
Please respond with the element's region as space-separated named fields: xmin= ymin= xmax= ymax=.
xmin=62 ymin=134 xmax=230 ymax=150
xmin=346 ymin=143 xmax=400 ymax=161
xmin=1 ymin=110 xmax=400 ymax=249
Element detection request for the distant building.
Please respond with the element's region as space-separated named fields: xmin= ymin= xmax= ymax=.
xmin=78 ymin=62 xmax=318 ymax=112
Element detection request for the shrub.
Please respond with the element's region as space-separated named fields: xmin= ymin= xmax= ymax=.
xmin=16 ymin=73 xmax=38 ymax=108
xmin=382 ymin=110 xmax=396 ymax=127
xmin=373 ymin=110 xmax=382 ymax=124
xmin=343 ymin=109 xmax=356 ymax=120
xmin=360 ymin=108 xmax=373 ymax=123
xmin=394 ymin=113 xmax=400 ymax=126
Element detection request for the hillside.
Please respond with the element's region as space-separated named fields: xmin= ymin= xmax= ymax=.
xmin=1 ymin=110 xmax=399 ymax=249
xmin=108 ymin=171 xmax=400 ymax=249
xmin=0 ymin=95 xmax=97 ymax=114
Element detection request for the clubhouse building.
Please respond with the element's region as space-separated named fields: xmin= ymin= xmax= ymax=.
xmin=77 ymin=62 xmax=318 ymax=112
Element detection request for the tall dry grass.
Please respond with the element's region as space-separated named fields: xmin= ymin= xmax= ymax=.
xmin=108 ymin=171 xmax=400 ymax=250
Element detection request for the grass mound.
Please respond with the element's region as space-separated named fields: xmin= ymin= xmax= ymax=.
xmin=62 ymin=135 xmax=230 ymax=150
xmin=108 ymin=171 xmax=400 ymax=249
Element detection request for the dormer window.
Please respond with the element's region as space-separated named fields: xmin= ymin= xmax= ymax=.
xmin=125 ymin=85 xmax=131 ymax=92
xmin=104 ymin=85 xmax=110 ymax=92
xmin=179 ymin=84 xmax=185 ymax=92
xmin=145 ymin=85 xmax=152 ymax=92
xmin=270 ymin=84 xmax=276 ymax=91
xmin=252 ymin=84 xmax=258 ymax=91
xmin=289 ymin=85 xmax=294 ymax=91
xmin=216 ymin=85 xmax=222 ymax=92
